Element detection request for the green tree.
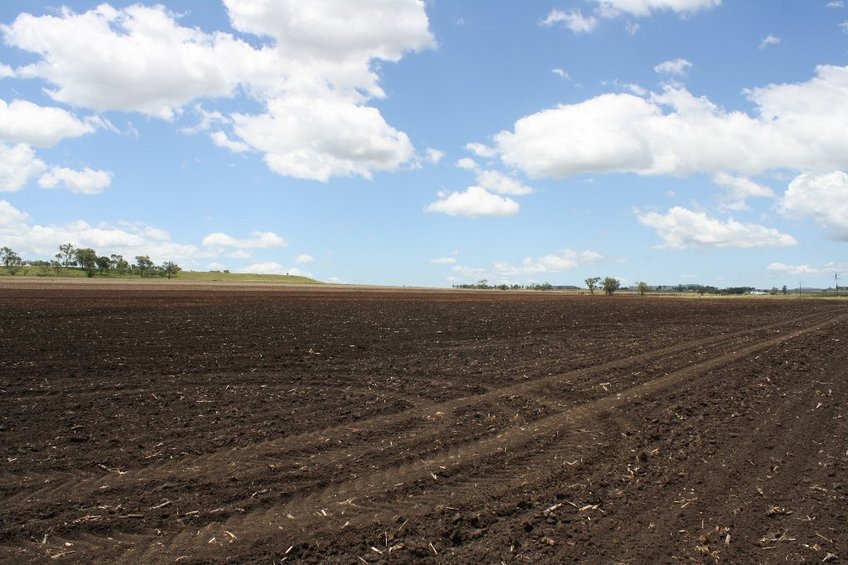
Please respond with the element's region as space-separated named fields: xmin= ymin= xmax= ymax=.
xmin=636 ymin=281 xmax=649 ymax=296
xmin=1 ymin=246 xmax=23 ymax=275
xmin=134 ymin=255 xmax=154 ymax=276
xmin=602 ymin=277 xmax=620 ymax=295
xmin=95 ymin=255 xmax=111 ymax=275
xmin=111 ymin=254 xmax=129 ymax=275
xmin=585 ymin=276 xmax=601 ymax=294
xmin=56 ymin=242 xmax=77 ymax=268
xmin=74 ymin=248 xmax=98 ymax=277
xmin=782 ymin=284 xmax=788 ymax=295
xmin=162 ymin=261 xmax=182 ymax=279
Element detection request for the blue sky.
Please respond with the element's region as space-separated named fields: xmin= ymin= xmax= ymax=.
xmin=0 ymin=0 xmax=846 ymax=288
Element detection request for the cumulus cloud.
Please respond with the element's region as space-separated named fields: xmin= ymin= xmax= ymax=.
xmin=552 ymin=68 xmax=571 ymax=80
xmin=0 ymin=200 xmax=199 ymax=263
xmin=0 ymin=99 xmax=98 ymax=147
xmin=827 ymin=1 xmax=844 ymax=7
xmin=495 ymin=65 xmax=848 ymax=179
xmin=2 ymin=2 xmax=434 ymax=181
xmin=430 ymin=257 xmax=457 ymax=265
xmin=426 ymin=187 xmax=519 ymax=218
xmin=202 ymin=231 xmax=287 ymax=249
xmin=448 ymin=247 xmax=603 ymax=284
xmin=654 ymin=58 xmax=692 ymax=76
xmin=759 ymin=34 xmax=781 ymax=49
xmin=223 ymin=0 xmax=435 ymax=66
xmin=456 ymin=157 xmax=478 ymax=171
xmin=0 ymin=143 xmax=46 ymax=191
xmin=231 ymin=94 xmax=414 ymax=181
xmin=594 ymin=0 xmax=722 ymax=17
xmin=475 ymin=170 xmax=534 ymax=196
xmin=2 ymin=4 xmax=270 ymax=120
xmin=636 ymin=206 xmax=797 ymax=249
xmin=425 ymin=148 xmax=444 ymax=165
xmin=781 ymin=171 xmax=848 ymax=240
xmin=713 ymin=173 xmax=774 ymax=211
xmin=492 ymin=249 xmax=603 ymax=276
xmin=540 ymin=9 xmax=598 ymax=33
xmin=767 ymin=261 xmax=845 ymax=276
xmin=210 ymin=131 xmax=250 ymax=153
xmin=465 ymin=142 xmax=497 ymax=158
xmin=38 ymin=166 xmax=112 ymax=194
xmin=236 ymin=262 xmax=311 ymax=277
xmin=453 ymin=158 xmax=535 ymax=196
xmin=295 ymin=254 xmax=315 ymax=264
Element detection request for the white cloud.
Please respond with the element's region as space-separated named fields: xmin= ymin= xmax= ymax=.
xmin=841 ymin=20 xmax=848 ymax=32
xmin=827 ymin=1 xmax=844 ymax=7
xmin=0 ymin=200 xmax=199 ymax=263
xmin=541 ymin=9 xmax=598 ymax=33
xmin=0 ymin=64 xmax=14 ymax=78
xmin=475 ymin=170 xmax=534 ymax=195
xmin=236 ymin=262 xmax=311 ymax=277
xmin=426 ymin=186 xmax=519 ymax=218
xmin=425 ymin=148 xmax=444 ymax=164
xmin=781 ymin=171 xmax=848 ymax=240
xmin=295 ymin=254 xmax=315 ymax=264
xmin=210 ymin=130 xmax=250 ymax=153
xmin=0 ymin=99 xmax=98 ymax=147
xmin=227 ymin=249 xmax=253 ymax=260
xmin=38 ymin=166 xmax=112 ymax=195
xmin=179 ymin=105 xmax=229 ymax=134
xmin=766 ymin=262 xmax=845 ymax=276
xmin=2 ymin=4 xmax=271 ymax=120
xmin=654 ymin=58 xmax=692 ymax=76
xmin=712 ymin=173 xmax=774 ymax=211
xmin=636 ymin=206 xmax=797 ymax=249
xmin=595 ymin=0 xmax=722 ymax=17
xmin=0 ymin=199 xmax=28 ymax=229
xmin=453 ymin=158 xmax=534 ymax=196
xmin=430 ymin=257 xmax=457 ymax=265
xmin=465 ymin=142 xmax=497 ymax=158
xmin=495 ymin=65 xmax=848 ymax=179
xmin=0 ymin=143 xmax=46 ymax=192
xmin=223 ymin=0 xmax=435 ymax=65
xmin=759 ymin=34 xmax=781 ymax=49
xmin=3 ymin=2 xmax=433 ymax=181
xmin=493 ymin=249 xmax=603 ymax=276
xmin=456 ymin=157 xmax=478 ymax=171
xmin=231 ymin=94 xmax=414 ymax=181
xmin=552 ymin=68 xmax=571 ymax=80
xmin=202 ymin=231 xmax=287 ymax=249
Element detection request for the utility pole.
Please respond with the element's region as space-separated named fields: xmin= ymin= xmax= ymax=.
xmin=837 ymin=273 xmax=840 ymax=297
xmin=799 ymin=279 xmax=803 ymax=298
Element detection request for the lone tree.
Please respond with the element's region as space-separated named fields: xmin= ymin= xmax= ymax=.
xmin=95 ymin=255 xmax=111 ymax=275
xmin=1 ymin=246 xmax=23 ymax=275
xmin=134 ymin=255 xmax=154 ymax=277
xmin=74 ymin=248 xmax=98 ymax=277
xmin=585 ymin=276 xmax=601 ymax=295
xmin=636 ymin=281 xmax=649 ymax=296
xmin=603 ymin=277 xmax=620 ymax=295
xmin=56 ymin=243 xmax=76 ymax=268
xmin=162 ymin=261 xmax=182 ymax=279
xmin=111 ymin=254 xmax=130 ymax=275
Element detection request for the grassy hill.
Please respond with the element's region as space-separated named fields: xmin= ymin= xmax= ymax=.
xmin=0 ymin=266 xmax=320 ymax=285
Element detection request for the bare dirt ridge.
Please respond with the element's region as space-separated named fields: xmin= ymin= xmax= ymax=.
xmin=0 ymin=284 xmax=845 ymax=563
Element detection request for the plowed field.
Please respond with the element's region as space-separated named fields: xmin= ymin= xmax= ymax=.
xmin=1 ymin=281 xmax=846 ymax=563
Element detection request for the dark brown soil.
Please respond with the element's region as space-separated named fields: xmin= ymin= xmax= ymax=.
xmin=1 ymin=281 xmax=846 ymax=563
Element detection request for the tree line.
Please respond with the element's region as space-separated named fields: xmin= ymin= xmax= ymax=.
xmin=0 ymin=243 xmax=182 ymax=278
